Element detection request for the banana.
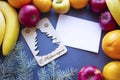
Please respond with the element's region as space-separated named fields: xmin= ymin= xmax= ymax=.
xmin=106 ymin=0 xmax=120 ymax=26
xmin=0 ymin=11 xmax=5 ymax=46
xmin=0 ymin=1 xmax=20 ymax=56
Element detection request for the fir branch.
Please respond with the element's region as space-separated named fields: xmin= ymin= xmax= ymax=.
xmin=0 ymin=59 xmax=3 ymax=78
xmin=56 ymin=68 xmax=77 ymax=80
xmin=15 ymin=42 xmax=37 ymax=80
xmin=0 ymin=41 xmax=77 ymax=80
xmin=47 ymin=61 xmax=60 ymax=80
xmin=0 ymin=42 xmax=37 ymax=80
xmin=27 ymin=58 xmax=37 ymax=69
xmin=15 ymin=50 xmax=37 ymax=80
xmin=0 ymin=42 xmax=22 ymax=80
xmin=37 ymin=61 xmax=77 ymax=80
xmin=15 ymin=51 xmax=31 ymax=80
xmin=38 ymin=67 xmax=50 ymax=80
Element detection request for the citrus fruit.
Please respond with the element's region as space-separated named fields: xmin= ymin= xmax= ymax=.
xmin=102 ymin=30 xmax=120 ymax=60
xmin=103 ymin=61 xmax=120 ymax=80
xmin=33 ymin=0 xmax=52 ymax=13
xmin=69 ymin=0 xmax=89 ymax=9
xmin=8 ymin=0 xmax=32 ymax=9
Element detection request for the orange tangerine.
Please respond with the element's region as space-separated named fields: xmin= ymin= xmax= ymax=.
xmin=8 ymin=0 xmax=32 ymax=9
xmin=102 ymin=30 xmax=120 ymax=59
xmin=33 ymin=0 xmax=52 ymax=13
xmin=69 ymin=0 xmax=89 ymax=9
xmin=103 ymin=61 xmax=120 ymax=80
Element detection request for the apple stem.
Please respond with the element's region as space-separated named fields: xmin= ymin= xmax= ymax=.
xmin=88 ymin=76 xmax=92 ymax=80
xmin=102 ymin=15 xmax=108 ymax=20
xmin=56 ymin=0 xmax=63 ymax=3
xmin=32 ymin=15 xmax=36 ymax=21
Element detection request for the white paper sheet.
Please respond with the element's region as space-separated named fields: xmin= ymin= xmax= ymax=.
xmin=56 ymin=15 xmax=102 ymax=53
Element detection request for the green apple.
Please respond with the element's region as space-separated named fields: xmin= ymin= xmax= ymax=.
xmin=52 ymin=0 xmax=70 ymax=14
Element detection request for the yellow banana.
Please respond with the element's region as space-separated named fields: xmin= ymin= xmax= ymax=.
xmin=0 ymin=11 xmax=5 ymax=46
xmin=0 ymin=1 xmax=20 ymax=56
xmin=106 ymin=0 xmax=120 ymax=26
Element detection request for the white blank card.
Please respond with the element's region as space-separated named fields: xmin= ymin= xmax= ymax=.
xmin=56 ymin=15 xmax=102 ymax=53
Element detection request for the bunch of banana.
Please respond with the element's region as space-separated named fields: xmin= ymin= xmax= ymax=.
xmin=106 ymin=0 xmax=120 ymax=26
xmin=0 ymin=11 xmax=5 ymax=48
xmin=0 ymin=1 xmax=20 ymax=56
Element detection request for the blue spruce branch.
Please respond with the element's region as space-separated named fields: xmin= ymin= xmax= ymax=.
xmin=38 ymin=67 xmax=50 ymax=80
xmin=0 ymin=42 xmax=77 ymax=80
xmin=0 ymin=42 xmax=37 ymax=80
xmin=37 ymin=61 xmax=77 ymax=80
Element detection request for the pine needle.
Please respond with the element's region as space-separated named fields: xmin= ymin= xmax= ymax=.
xmin=0 ymin=42 xmax=77 ymax=80
xmin=38 ymin=61 xmax=77 ymax=80
xmin=0 ymin=42 xmax=37 ymax=80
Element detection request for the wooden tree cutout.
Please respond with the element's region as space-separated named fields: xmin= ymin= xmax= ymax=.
xmin=22 ymin=18 xmax=67 ymax=66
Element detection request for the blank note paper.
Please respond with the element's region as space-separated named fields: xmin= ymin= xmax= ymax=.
xmin=56 ymin=15 xmax=102 ymax=53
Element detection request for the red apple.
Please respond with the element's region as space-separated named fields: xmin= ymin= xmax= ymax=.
xmin=89 ymin=0 xmax=107 ymax=14
xmin=18 ymin=5 xmax=40 ymax=27
xmin=78 ymin=65 xmax=103 ymax=80
xmin=99 ymin=11 xmax=117 ymax=32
